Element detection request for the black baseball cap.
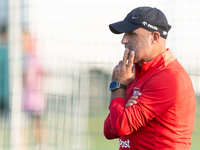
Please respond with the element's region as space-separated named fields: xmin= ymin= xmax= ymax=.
xmin=109 ymin=7 xmax=171 ymax=39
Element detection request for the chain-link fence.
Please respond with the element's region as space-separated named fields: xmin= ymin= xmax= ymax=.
xmin=0 ymin=0 xmax=200 ymax=150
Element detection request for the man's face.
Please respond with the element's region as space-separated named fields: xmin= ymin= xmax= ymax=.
xmin=121 ymin=28 xmax=153 ymax=65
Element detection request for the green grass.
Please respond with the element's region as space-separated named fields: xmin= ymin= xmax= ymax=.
xmin=88 ymin=115 xmax=118 ymax=150
xmin=190 ymin=96 xmax=200 ymax=150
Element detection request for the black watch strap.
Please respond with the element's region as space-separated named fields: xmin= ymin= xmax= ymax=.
xmin=120 ymin=83 xmax=127 ymax=90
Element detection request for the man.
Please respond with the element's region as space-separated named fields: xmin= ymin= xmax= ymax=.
xmin=104 ymin=7 xmax=196 ymax=150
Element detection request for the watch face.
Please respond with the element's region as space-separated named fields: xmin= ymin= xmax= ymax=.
xmin=109 ymin=81 xmax=118 ymax=90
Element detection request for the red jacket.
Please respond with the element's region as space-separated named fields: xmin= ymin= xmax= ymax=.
xmin=104 ymin=49 xmax=196 ymax=150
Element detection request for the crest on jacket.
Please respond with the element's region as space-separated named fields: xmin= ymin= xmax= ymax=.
xmin=133 ymin=87 xmax=140 ymax=95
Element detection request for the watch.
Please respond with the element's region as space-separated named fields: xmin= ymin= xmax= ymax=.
xmin=109 ymin=80 xmax=126 ymax=91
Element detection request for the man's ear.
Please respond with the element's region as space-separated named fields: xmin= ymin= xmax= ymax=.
xmin=151 ymin=32 xmax=160 ymax=44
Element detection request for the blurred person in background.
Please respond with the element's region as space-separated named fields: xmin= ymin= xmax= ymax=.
xmin=104 ymin=7 xmax=196 ymax=150
xmin=22 ymin=30 xmax=46 ymax=148
xmin=0 ymin=24 xmax=9 ymax=116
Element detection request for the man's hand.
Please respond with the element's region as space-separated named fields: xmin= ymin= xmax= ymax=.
xmin=125 ymin=92 xmax=142 ymax=108
xmin=112 ymin=48 xmax=136 ymax=86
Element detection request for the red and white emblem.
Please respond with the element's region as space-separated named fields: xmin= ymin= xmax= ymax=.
xmin=133 ymin=87 xmax=140 ymax=95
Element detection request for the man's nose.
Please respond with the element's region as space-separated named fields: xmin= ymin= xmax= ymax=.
xmin=121 ymin=33 xmax=129 ymax=44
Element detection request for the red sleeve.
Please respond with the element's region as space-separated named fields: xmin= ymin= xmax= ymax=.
xmin=107 ymin=97 xmax=149 ymax=137
xmin=103 ymin=113 xmax=120 ymax=139
xmin=104 ymin=70 xmax=184 ymax=137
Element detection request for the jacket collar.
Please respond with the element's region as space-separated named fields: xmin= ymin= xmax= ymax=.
xmin=135 ymin=49 xmax=176 ymax=76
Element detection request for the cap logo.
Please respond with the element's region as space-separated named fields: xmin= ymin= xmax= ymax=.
xmin=163 ymin=31 xmax=167 ymax=35
xmin=142 ymin=21 xmax=158 ymax=31
xmin=132 ymin=17 xmax=138 ymax=19
xmin=142 ymin=21 xmax=147 ymax=26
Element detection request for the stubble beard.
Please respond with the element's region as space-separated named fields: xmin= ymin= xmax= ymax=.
xmin=125 ymin=45 xmax=137 ymax=63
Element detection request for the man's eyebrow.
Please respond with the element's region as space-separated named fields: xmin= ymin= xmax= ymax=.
xmin=130 ymin=31 xmax=137 ymax=34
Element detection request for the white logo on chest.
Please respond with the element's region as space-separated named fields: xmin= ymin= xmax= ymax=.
xmin=133 ymin=87 xmax=140 ymax=95
xmin=119 ymin=139 xmax=130 ymax=148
